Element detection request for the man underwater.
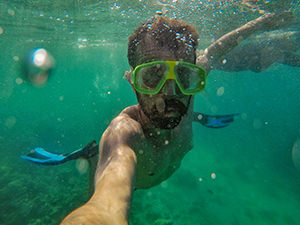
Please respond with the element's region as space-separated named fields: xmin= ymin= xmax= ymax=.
xmin=212 ymin=29 xmax=300 ymax=72
xmin=22 ymin=11 xmax=294 ymax=225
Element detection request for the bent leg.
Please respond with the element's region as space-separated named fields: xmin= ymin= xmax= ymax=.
xmin=280 ymin=52 xmax=300 ymax=67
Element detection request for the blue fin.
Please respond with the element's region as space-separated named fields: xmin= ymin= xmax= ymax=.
xmin=20 ymin=154 xmax=66 ymax=165
xmin=34 ymin=147 xmax=63 ymax=158
xmin=193 ymin=112 xmax=239 ymax=128
xmin=21 ymin=147 xmax=66 ymax=165
xmin=63 ymin=141 xmax=98 ymax=160
xmin=21 ymin=141 xmax=98 ymax=166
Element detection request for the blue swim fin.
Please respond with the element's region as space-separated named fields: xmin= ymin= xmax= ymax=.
xmin=21 ymin=148 xmax=67 ymax=165
xmin=21 ymin=141 xmax=98 ymax=165
xmin=193 ymin=112 xmax=239 ymax=128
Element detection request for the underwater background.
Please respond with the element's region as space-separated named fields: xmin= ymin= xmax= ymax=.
xmin=1 ymin=0 xmax=300 ymax=224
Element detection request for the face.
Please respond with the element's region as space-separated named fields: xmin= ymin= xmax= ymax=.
xmin=132 ymin=44 xmax=195 ymax=129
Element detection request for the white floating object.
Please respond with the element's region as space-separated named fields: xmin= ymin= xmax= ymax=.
xmin=211 ymin=173 xmax=216 ymax=179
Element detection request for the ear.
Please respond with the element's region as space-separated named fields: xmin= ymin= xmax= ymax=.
xmin=123 ymin=67 xmax=133 ymax=82
xmin=123 ymin=68 xmax=136 ymax=93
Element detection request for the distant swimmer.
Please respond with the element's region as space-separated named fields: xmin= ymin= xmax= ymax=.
xmin=212 ymin=30 xmax=300 ymax=72
xmin=23 ymin=47 xmax=55 ymax=86
xmin=22 ymin=11 xmax=294 ymax=225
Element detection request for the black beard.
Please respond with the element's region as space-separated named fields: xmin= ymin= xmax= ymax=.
xmin=149 ymin=116 xmax=181 ymax=129
xmin=137 ymin=94 xmax=190 ymax=129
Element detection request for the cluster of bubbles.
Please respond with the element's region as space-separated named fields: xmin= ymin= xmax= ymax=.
xmin=198 ymin=172 xmax=216 ymax=182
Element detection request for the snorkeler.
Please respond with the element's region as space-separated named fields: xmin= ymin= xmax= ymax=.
xmin=22 ymin=11 xmax=294 ymax=225
xmin=212 ymin=29 xmax=300 ymax=72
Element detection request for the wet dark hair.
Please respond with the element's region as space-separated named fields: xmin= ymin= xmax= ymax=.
xmin=128 ymin=16 xmax=199 ymax=68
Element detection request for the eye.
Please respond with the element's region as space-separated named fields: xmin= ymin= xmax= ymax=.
xmin=139 ymin=64 xmax=166 ymax=88
xmin=175 ymin=66 xmax=190 ymax=88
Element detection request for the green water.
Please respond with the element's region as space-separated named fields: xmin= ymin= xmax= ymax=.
xmin=1 ymin=1 xmax=300 ymax=225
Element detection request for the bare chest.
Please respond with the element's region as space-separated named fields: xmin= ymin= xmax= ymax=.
xmin=133 ymin=133 xmax=193 ymax=189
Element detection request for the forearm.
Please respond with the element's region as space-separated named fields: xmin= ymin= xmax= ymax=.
xmin=60 ymin=202 xmax=116 ymax=225
xmin=61 ymin=147 xmax=136 ymax=225
xmin=61 ymin=178 xmax=132 ymax=225
xmin=93 ymin=148 xmax=136 ymax=219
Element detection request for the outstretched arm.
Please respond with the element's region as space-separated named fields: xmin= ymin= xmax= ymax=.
xmin=61 ymin=116 xmax=138 ymax=225
xmin=197 ymin=11 xmax=294 ymax=74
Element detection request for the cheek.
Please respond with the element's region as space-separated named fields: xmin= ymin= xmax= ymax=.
xmin=137 ymin=93 xmax=155 ymax=109
xmin=144 ymin=98 xmax=155 ymax=111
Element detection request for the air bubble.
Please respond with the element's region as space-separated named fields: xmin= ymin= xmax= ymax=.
xmin=253 ymin=119 xmax=262 ymax=129
xmin=5 ymin=116 xmax=16 ymax=128
xmin=8 ymin=9 xmax=15 ymax=16
xmin=241 ymin=113 xmax=247 ymax=120
xmin=197 ymin=114 xmax=203 ymax=120
xmin=211 ymin=173 xmax=216 ymax=179
xmin=210 ymin=105 xmax=218 ymax=113
xmin=76 ymin=159 xmax=89 ymax=175
xmin=217 ymin=87 xmax=224 ymax=96
xmin=15 ymin=78 xmax=23 ymax=85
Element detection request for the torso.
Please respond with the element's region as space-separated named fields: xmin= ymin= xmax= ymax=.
xmin=119 ymin=105 xmax=194 ymax=189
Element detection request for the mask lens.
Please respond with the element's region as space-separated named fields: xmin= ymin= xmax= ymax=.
xmin=175 ymin=63 xmax=206 ymax=94
xmin=134 ymin=62 xmax=167 ymax=93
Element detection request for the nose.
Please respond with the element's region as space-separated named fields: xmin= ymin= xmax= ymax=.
xmin=161 ymin=80 xmax=180 ymax=96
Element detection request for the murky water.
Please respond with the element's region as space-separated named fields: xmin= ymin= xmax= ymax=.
xmin=1 ymin=1 xmax=300 ymax=224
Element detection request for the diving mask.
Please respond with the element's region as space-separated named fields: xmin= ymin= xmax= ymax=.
xmin=132 ymin=61 xmax=206 ymax=95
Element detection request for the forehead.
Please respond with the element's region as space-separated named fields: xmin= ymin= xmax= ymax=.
xmin=135 ymin=38 xmax=195 ymax=66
